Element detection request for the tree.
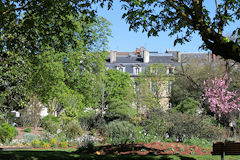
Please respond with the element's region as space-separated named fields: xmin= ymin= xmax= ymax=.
xmin=203 ymin=73 xmax=240 ymax=118
xmin=26 ymin=16 xmax=111 ymax=119
xmin=173 ymin=97 xmax=199 ymax=115
xmin=1 ymin=5 xmax=111 ymax=121
xmin=120 ymin=0 xmax=240 ymax=62
xmin=135 ymin=63 xmax=174 ymax=111
xmin=97 ymin=69 xmax=135 ymax=120
xmin=170 ymin=58 xmax=226 ymax=108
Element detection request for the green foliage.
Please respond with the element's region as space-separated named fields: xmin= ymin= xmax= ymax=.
xmin=166 ymin=111 xmax=224 ymax=141
xmin=79 ymin=112 xmax=106 ymax=132
xmin=183 ymin=137 xmax=212 ymax=149
xmin=95 ymin=69 xmax=135 ymax=120
xmin=141 ymin=108 xmax=168 ymax=139
xmin=173 ymin=98 xmax=199 ymax=115
xmin=135 ymin=63 xmax=172 ymax=110
xmin=170 ymin=59 xmax=226 ymax=109
xmin=41 ymin=115 xmax=60 ymax=134
xmin=32 ymin=139 xmax=41 ymax=148
xmin=24 ymin=128 xmax=32 ymax=133
xmin=106 ymin=98 xmax=137 ymax=120
xmin=49 ymin=138 xmax=58 ymax=148
xmin=134 ymin=126 xmax=161 ymax=143
xmin=42 ymin=142 xmax=51 ymax=148
xmin=105 ymin=120 xmax=137 ymax=145
xmin=1 ymin=0 xmax=112 ymax=124
xmin=60 ymin=141 xmax=68 ymax=148
xmin=0 ymin=123 xmax=17 ymax=143
xmin=63 ymin=121 xmax=83 ymax=140
xmin=23 ymin=133 xmax=37 ymax=143
xmin=121 ymin=0 xmax=240 ymax=62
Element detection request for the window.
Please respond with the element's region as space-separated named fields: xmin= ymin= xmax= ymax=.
xmin=168 ymin=102 xmax=172 ymax=109
xmin=169 ymin=68 xmax=174 ymax=74
xmin=135 ymin=67 xmax=140 ymax=75
xmin=117 ymin=65 xmax=125 ymax=72
xmin=119 ymin=67 xmax=124 ymax=72
xmin=133 ymin=65 xmax=141 ymax=75
xmin=167 ymin=66 xmax=174 ymax=75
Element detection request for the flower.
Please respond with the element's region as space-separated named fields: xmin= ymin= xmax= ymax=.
xmin=95 ymin=151 xmax=101 ymax=155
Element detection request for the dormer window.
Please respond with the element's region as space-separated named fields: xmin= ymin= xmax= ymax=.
xmin=119 ymin=67 xmax=124 ymax=72
xmin=169 ymin=68 xmax=174 ymax=74
xmin=117 ymin=64 xmax=125 ymax=72
xmin=166 ymin=65 xmax=175 ymax=75
xmin=133 ymin=64 xmax=141 ymax=75
xmin=136 ymin=68 xmax=140 ymax=74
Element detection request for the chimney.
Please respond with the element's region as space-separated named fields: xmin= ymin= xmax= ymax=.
xmin=140 ymin=46 xmax=145 ymax=57
xmin=143 ymin=50 xmax=150 ymax=63
xmin=136 ymin=48 xmax=139 ymax=53
xmin=177 ymin=52 xmax=181 ymax=63
xmin=110 ymin=51 xmax=116 ymax=63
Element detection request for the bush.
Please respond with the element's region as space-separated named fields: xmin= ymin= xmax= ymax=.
xmin=173 ymin=98 xmax=199 ymax=114
xmin=134 ymin=126 xmax=161 ymax=143
xmin=166 ymin=111 xmax=224 ymax=141
xmin=24 ymin=128 xmax=32 ymax=133
xmin=63 ymin=121 xmax=83 ymax=140
xmin=105 ymin=120 xmax=137 ymax=145
xmin=32 ymin=139 xmax=41 ymax=148
xmin=60 ymin=141 xmax=68 ymax=148
xmin=0 ymin=123 xmax=17 ymax=143
xmin=41 ymin=115 xmax=60 ymax=134
xmin=49 ymin=138 xmax=58 ymax=148
xmin=23 ymin=133 xmax=37 ymax=143
xmin=79 ymin=113 xmax=106 ymax=132
xmin=183 ymin=137 xmax=212 ymax=148
xmin=42 ymin=142 xmax=51 ymax=148
xmin=141 ymin=108 xmax=168 ymax=139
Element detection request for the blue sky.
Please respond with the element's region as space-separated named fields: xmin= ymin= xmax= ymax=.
xmin=96 ymin=1 xmax=238 ymax=53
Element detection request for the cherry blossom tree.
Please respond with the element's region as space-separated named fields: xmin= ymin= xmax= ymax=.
xmin=203 ymin=73 xmax=240 ymax=118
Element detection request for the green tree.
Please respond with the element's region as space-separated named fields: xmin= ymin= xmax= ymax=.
xmin=135 ymin=63 xmax=173 ymax=110
xmin=173 ymin=97 xmax=199 ymax=115
xmin=26 ymin=16 xmax=111 ymax=119
xmin=97 ymin=69 xmax=136 ymax=120
xmin=120 ymin=0 xmax=240 ymax=62
xmin=170 ymin=58 xmax=226 ymax=108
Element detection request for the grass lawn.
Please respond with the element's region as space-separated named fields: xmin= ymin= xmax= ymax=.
xmin=0 ymin=149 xmax=240 ymax=160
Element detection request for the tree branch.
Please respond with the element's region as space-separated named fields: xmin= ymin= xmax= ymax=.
xmin=1 ymin=1 xmax=31 ymax=15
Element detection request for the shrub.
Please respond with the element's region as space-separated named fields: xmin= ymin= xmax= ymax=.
xmin=134 ymin=126 xmax=161 ymax=143
xmin=24 ymin=128 xmax=32 ymax=133
xmin=42 ymin=142 xmax=51 ymax=148
xmin=23 ymin=133 xmax=37 ymax=143
xmin=141 ymin=108 xmax=168 ymax=139
xmin=183 ymin=137 xmax=212 ymax=148
xmin=41 ymin=115 xmax=60 ymax=134
xmin=105 ymin=120 xmax=137 ymax=145
xmin=32 ymin=139 xmax=41 ymax=148
xmin=173 ymin=98 xmax=199 ymax=114
xmin=79 ymin=113 xmax=106 ymax=132
xmin=166 ymin=111 xmax=224 ymax=141
xmin=60 ymin=141 xmax=68 ymax=148
xmin=49 ymin=138 xmax=58 ymax=148
xmin=0 ymin=123 xmax=17 ymax=143
xmin=63 ymin=121 xmax=83 ymax=140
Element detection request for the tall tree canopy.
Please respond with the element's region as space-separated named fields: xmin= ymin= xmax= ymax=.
xmin=0 ymin=0 xmax=112 ymax=117
xmin=119 ymin=0 xmax=240 ymax=62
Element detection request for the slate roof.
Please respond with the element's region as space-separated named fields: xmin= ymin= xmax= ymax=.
xmin=106 ymin=49 xmax=210 ymax=76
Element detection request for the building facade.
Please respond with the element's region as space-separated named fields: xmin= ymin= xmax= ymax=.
xmin=106 ymin=46 xmax=215 ymax=110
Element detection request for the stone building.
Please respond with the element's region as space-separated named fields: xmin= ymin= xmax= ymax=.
xmin=106 ymin=46 xmax=215 ymax=110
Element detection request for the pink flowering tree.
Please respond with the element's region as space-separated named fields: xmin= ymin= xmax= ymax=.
xmin=203 ymin=73 xmax=240 ymax=119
